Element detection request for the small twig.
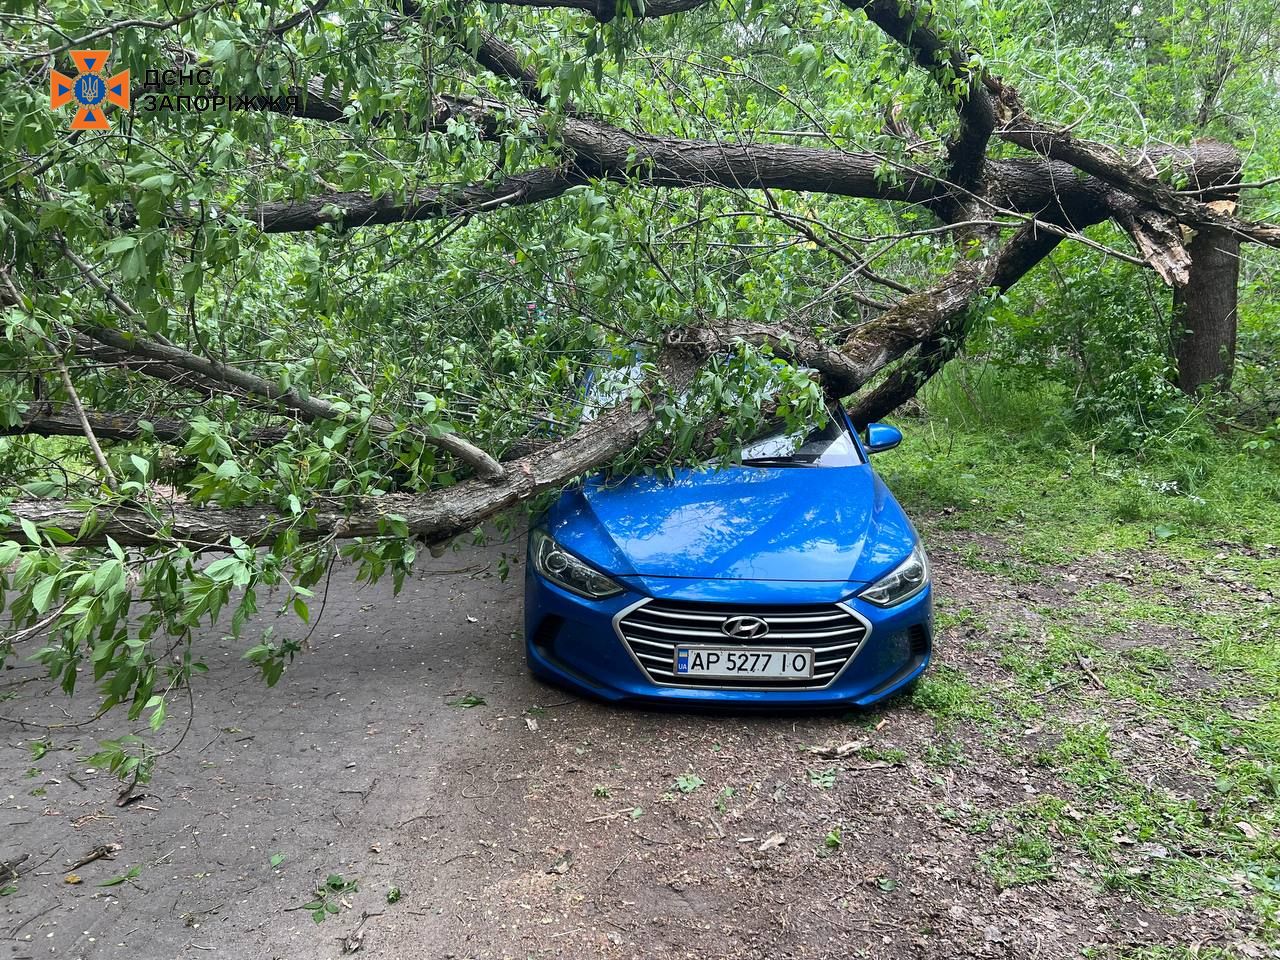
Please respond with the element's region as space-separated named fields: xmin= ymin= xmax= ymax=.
xmin=1076 ymin=652 xmax=1105 ymax=689
xmin=604 ymin=850 xmax=630 ymax=882
xmin=8 ymin=903 xmax=58 ymax=938
xmin=56 ymin=359 xmax=116 ymax=489
xmin=1033 ymin=679 xmax=1074 ymax=698
xmin=395 ymin=813 xmax=437 ymax=828
xmin=66 ymin=843 xmax=120 ymax=872
xmin=337 ymin=778 xmax=379 ymax=805
xmin=584 ymin=808 xmax=640 ymax=824
xmin=632 ymin=830 xmax=678 ymax=846
xmin=340 ymin=909 xmax=384 ymax=953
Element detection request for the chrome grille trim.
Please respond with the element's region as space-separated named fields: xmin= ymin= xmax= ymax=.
xmin=618 ymin=621 xmax=862 ymax=641
xmin=612 ymin=598 xmax=872 ymax=691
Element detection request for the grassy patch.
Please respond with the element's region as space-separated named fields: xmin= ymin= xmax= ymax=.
xmin=883 ymin=377 xmax=1280 ymax=939
xmin=981 ymin=823 xmax=1057 ymax=889
xmin=882 ymin=374 xmax=1280 ymax=570
xmin=909 ymin=664 xmax=994 ymax=725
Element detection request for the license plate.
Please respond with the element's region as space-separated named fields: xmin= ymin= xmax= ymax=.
xmin=674 ymin=646 xmax=813 ymax=679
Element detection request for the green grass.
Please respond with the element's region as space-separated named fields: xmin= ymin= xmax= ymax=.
xmin=881 ymin=371 xmax=1280 ymax=570
xmin=981 ymin=824 xmax=1057 ymax=889
xmin=882 ymin=371 xmax=1280 ymax=938
xmin=909 ymin=664 xmax=995 ymax=725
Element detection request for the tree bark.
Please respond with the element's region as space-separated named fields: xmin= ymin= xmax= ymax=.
xmin=846 ymin=222 xmax=1067 ymax=425
xmin=2 ymin=342 xmax=704 ymax=548
xmin=3 ymin=406 xmax=289 ymax=445
xmin=1172 ymin=222 xmax=1241 ymax=392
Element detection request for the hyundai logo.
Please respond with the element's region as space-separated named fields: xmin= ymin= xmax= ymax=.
xmin=721 ymin=615 xmax=769 ymax=640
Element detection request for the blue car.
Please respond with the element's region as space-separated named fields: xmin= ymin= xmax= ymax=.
xmin=523 ymin=408 xmax=932 ymax=708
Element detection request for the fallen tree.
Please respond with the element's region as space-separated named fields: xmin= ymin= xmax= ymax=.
xmin=1 ymin=0 xmax=1277 ymax=720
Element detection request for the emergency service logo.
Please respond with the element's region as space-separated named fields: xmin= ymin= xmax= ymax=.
xmin=50 ymin=50 xmax=130 ymax=130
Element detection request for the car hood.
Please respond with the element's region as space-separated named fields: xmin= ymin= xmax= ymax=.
xmin=547 ymin=464 xmax=916 ymax=585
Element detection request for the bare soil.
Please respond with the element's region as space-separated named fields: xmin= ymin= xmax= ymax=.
xmin=0 ymin=526 xmax=1261 ymax=959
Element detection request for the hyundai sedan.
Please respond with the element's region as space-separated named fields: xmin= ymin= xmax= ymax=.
xmin=523 ymin=409 xmax=931 ymax=707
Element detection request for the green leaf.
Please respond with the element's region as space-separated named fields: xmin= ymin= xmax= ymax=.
xmin=270 ymin=853 xmax=285 ymax=868
xmin=20 ymin=518 xmax=40 ymax=546
xmin=102 ymin=236 xmax=138 ymax=255
xmin=0 ymin=541 xmax=21 ymax=567
xmin=210 ymin=39 xmax=236 ymax=63
xmin=31 ymin=576 xmax=56 ymax=614
xmin=675 ymin=774 xmax=703 ymax=794
xmin=204 ymin=557 xmax=242 ymax=582
xmin=148 ymin=698 xmax=167 ymax=732
xmin=98 ymin=865 xmax=141 ymax=887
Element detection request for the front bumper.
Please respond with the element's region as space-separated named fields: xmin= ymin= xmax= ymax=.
xmin=523 ymin=568 xmax=932 ymax=708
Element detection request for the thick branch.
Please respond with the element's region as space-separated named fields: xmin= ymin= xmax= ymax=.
xmin=989 ymin=81 xmax=1280 ymax=247
xmin=77 ymin=324 xmax=505 ymax=478
xmin=465 ymin=0 xmax=712 ymax=21
xmin=702 ymin=218 xmax=1068 ymax=416
xmin=4 ymin=405 xmax=288 ymax=446
xmin=469 ymin=32 xmax=549 ymax=106
xmin=676 ymin=322 xmax=869 ymax=397
xmin=841 ymin=0 xmax=996 ymax=193
xmin=249 ymin=166 xmax=582 ymax=233
xmin=848 ymin=223 xmax=1067 ymax=423
xmin=233 ymin=98 xmax=1239 ymax=242
xmin=74 ymin=337 xmax=229 ymax=399
xmin=3 ymin=341 xmax=704 ymax=548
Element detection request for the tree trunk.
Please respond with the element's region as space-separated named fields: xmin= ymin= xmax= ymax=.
xmin=1172 ymin=221 xmax=1241 ymax=392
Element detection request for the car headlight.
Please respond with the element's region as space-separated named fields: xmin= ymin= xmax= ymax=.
xmin=531 ymin=529 xmax=624 ymax=600
xmin=859 ymin=543 xmax=929 ymax=607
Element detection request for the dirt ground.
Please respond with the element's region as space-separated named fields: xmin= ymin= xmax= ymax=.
xmin=0 ymin=524 xmax=1265 ymax=960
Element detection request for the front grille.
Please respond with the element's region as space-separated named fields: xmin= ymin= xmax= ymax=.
xmin=614 ymin=599 xmax=869 ymax=690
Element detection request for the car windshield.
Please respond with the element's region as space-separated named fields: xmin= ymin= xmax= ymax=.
xmin=579 ymin=361 xmax=861 ymax=468
xmin=738 ymin=415 xmax=862 ymax=468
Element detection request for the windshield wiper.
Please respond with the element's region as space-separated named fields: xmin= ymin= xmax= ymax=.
xmin=740 ymin=456 xmax=819 ymax=468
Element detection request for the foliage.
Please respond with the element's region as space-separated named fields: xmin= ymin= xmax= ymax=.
xmin=298 ymin=874 xmax=359 ymax=924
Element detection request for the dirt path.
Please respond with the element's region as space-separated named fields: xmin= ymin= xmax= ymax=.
xmin=0 ymin=532 xmax=1265 ymax=958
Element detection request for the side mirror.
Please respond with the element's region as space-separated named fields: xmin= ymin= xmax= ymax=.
xmin=864 ymin=422 xmax=903 ymax=454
